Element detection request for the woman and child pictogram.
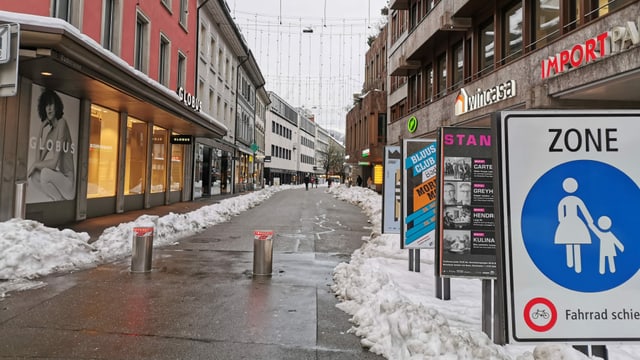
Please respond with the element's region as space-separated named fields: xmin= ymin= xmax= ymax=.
xmin=554 ymin=177 xmax=624 ymax=274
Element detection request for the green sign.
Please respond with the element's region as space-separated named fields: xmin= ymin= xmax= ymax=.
xmin=407 ymin=116 xmax=418 ymax=133
xmin=250 ymin=142 xmax=259 ymax=153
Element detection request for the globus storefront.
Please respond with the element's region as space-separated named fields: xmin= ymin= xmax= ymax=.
xmin=0 ymin=16 xmax=226 ymax=227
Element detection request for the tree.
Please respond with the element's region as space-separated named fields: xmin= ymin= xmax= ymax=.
xmin=321 ymin=143 xmax=345 ymax=180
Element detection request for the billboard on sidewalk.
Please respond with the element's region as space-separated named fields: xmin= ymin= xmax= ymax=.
xmin=382 ymin=146 xmax=401 ymax=234
xmin=495 ymin=110 xmax=640 ymax=343
xmin=437 ymin=127 xmax=496 ymax=279
xmin=401 ymin=139 xmax=437 ymax=249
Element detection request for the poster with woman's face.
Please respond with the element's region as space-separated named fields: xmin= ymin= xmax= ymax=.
xmin=26 ymin=84 xmax=79 ymax=204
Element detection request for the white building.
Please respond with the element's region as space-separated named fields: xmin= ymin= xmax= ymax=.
xmin=196 ymin=0 xmax=266 ymax=195
xmin=264 ymin=92 xmax=299 ymax=185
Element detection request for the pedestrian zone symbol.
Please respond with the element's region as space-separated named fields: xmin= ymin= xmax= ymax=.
xmin=521 ymin=160 xmax=640 ymax=292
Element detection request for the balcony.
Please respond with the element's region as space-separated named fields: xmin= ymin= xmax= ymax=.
xmin=389 ymin=0 xmax=409 ymax=10
xmin=388 ymin=0 xmax=473 ymax=76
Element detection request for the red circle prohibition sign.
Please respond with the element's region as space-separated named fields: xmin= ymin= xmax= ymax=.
xmin=523 ymin=297 xmax=558 ymax=332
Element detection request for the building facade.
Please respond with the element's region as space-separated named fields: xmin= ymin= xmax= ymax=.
xmin=345 ymin=23 xmax=388 ymax=191
xmin=254 ymin=90 xmax=269 ymax=189
xmin=315 ymin=126 xmax=330 ymax=183
xmin=387 ymin=0 xmax=640 ymax=143
xmin=195 ymin=0 xmax=241 ymax=197
xmin=196 ymin=0 xmax=268 ymax=196
xmin=0 ymin=1 xmax=226 ymax=226
xmin=235 ymin=55 xmax=266 ymax=192
xmin=264 ymin=92 xmax=299 ymax=185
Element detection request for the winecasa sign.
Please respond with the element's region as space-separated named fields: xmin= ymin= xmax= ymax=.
xmin=454 ymin=80 xmax=516 ymax=116
xmin=541 ymin=19 xmax=640 ymax=79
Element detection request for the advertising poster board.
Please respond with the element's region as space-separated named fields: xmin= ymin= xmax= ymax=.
xmin=438 ymin=127 xmax=496 ymax=278
xmin=26 ymin=84 xmax=79 ymax=204
xmin=495 ymin=110 xmax=640 ymax=343
xmin=402 ymin=139 xmax=437 ymax=249
xmin=382 ymin=146 xmax=401 ymax=234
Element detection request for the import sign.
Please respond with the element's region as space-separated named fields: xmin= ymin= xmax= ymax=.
xmin=495 ymin=110 xmax=640 ymax=343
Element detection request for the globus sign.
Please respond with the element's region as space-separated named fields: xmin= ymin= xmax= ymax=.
xmin=541 ymin=18 xmax=640 ymax=79
xmin=177 ymin=87 xmax=203 ymax=112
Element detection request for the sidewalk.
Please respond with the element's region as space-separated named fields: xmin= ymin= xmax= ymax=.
xmin=62 ymin=192 xmax=242 ymax=243
xmin=0 ymin=187 xmax=383 ymax=360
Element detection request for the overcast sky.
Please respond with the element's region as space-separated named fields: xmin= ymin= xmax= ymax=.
xmin=229 ymin=0 xmax=389 ymax=133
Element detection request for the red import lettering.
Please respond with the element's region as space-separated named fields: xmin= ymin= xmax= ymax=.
xmin=570 ymin=44 xmax=584 ymax=67
xmin=596 ymin=32 xmax=609 ymax=56
xmin=559 ymin=50 xmax=570 ymax=72
xmin=585 ymin=37 xmax=597 ymax=62
xmin=541 ymin=59 xmax=548 ymax=79
xmin=547 ymin=56 xmax=560 ymax=78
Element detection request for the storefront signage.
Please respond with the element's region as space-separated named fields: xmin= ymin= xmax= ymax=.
xmin=382 ymin=146 xmax=401 ymax=234
xmin=437 ymin=127 xmax=496 ymax=279
xmin=362 ymin=148 xmax=370 ymax=158
xmin=170 ymin=135 xmax=193 ymax=144
xmin=454 ymin=80 xmax=516 ymax=116
xmin=541 ymin=19 xmax=640 ymax=79
xmin=177 ymin=87 xmax=202 ymax=112
xmin=402 ymin=138 xmax=438 ymax=249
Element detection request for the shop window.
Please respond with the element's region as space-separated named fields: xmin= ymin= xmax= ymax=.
xmin=452 ymin=42 xmax=464 ymax=90
xmin=589 ymin=0 xmax=633 ymax=17
xmin=533 ymin=0 xmax=560 ymax=49
xmin=135 ymin=11 xmax=150 ymax=73
xmin=53 ymin=0 xmax=71 ymax=21
xmin=159 ymin=34 xmax=170 ymax=86
xmin=504 ymin=2 xmax=523 ymax=63
xmin=436 ymin=53 xmax=447 ymax=97
xmin=177 ymin=52 xmax=186 ymax=89
xmin=88 ymin=105 xmax=120 ymax=199
xmin=151 ymin=126 xmax=168 ymax=193
xmin=479 ymin=20 xmax=495 ymax=76
xmin=102 ymin=0 xmax=116 ymax=51
xmin=170 ymin=133 xmax=184 ymax=191
xmin=566 ymin=0 xmax=581 ymax=31
xmin=209 ymin=37 xmax=216 ymax=66
xmin=125 ymin=117 xmax=148 ymax=195
xmin=408 ymin=73 xmax=421 ymax=110
xmin=180 ymin=0 xmax=188 ymax=28
xmin=424 ymin=64 xmax=433 ymax=103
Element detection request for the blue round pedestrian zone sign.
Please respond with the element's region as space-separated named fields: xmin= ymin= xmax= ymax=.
xmin=521 ymin=160 xmax=640 ymax=293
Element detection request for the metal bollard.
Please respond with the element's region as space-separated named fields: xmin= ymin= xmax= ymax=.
xmin=131 ymin=227 xmax=154 ymax=273
xmin=14 ymin=181 xmax=27 ymax=219
xmin=253 ymin=230 xmax=274 ymax=276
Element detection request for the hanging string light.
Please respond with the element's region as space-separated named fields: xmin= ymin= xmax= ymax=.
xmin=233 ymin=2 xmax=387 ymax=134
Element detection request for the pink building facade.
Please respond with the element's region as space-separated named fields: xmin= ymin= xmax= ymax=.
xmin=0 ymin=1 xmax=225 ymax=226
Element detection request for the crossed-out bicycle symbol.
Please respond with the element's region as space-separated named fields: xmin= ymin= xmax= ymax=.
xmin=531 ymin=308 xmax=550 ymax=319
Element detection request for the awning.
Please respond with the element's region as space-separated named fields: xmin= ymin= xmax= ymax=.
xmin=3 ymin=13 xmax=227 ymax=138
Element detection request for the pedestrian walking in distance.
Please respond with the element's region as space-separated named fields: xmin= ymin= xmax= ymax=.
xmin=304 ymin=173 xmax=310 ymax=190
